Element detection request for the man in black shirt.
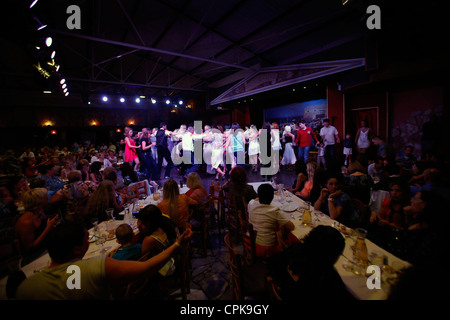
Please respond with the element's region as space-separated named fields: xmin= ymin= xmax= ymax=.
xmin=155 ymin=122 xmax=174 ymax=180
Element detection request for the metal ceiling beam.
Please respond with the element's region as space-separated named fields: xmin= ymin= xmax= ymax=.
xmin=65 ymin=77 xmax=205 ymax=92
xmin=50 ymin=29 xmax=256 ymax=71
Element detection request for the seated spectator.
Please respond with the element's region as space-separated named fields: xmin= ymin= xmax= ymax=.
xmin=396 ymin=145 xmax=417 ymax=171
xmin=185 ymin=172 xmax=208 ymax=203
xmin=76 ymin=159 xmax=90 ymax=182
xmin=157 ymin=179 xmax=198 ymax=231
xmin=267 ymin=225 xmax=355 ymax=300
xmin=15 ymin=220 xmax=192 ymax=299
xmin=222 ymin=166 xmax=257 ymax=213
xmin=342 ymin=160 xmax=373 ymax=204
xmin=368 ymin=156 xmax=385 ymax=182
xmin=85 ymin=180 xmax=123 ymax=224
xmin=313 ymin=174 xmax=359 ymax=228
xmin=248 ymin=184 xmax=295 ymax=259
xmin=370 ymin=179 xmax=410 ymax=229
xmin=14 ymin=188 xmax=59 ymax=259
xmin=49 ymin=170 xmax=97 ymax=221
xmin=410 ymin=167 xmax=450 ymax=199
xmin=135 ymin=204 xmax=177 ymax=257
xmin=39 ymin=164 xmax=66 ymax=198
xmin=89 ymin=161 xmax=104 ymax=184
xmin=288 ymin=160 xmax=307 ymax=194
xmin=112 ymin=224 xmax=142 ymax=261
xmin=294 ymin=160 xmax=318 ymax=201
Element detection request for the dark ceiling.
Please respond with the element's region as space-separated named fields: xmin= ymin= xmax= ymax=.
xmin=1 ymin=0 xmax=447 ymax=107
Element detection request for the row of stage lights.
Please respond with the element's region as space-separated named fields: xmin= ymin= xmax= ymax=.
xmin=99 ymin=95 xmax=186 ymax=108
xmin=29 ymin=0 xmax=69 ymax=97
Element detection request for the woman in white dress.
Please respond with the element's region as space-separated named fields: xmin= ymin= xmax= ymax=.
xmin=355 ymin=120 xmax=374 ymax=155
xmin=281 ymin=125 xmax=296 ymax=168
xmin=248 ymin=125 xmax=260 ymax=173
xmin=211 ymin=125 xmax=226 ymax=180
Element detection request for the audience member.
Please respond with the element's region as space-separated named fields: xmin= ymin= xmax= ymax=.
xmin=222 ymin=166 xmax=257 ymax=213
xmin=313 ymin=174 xmax=359 ymax=228
xmin=294 ymin=160 xmax=319 ymax=201
xmin=135 ymin=204 xmax=177 ymax=257
xmin=15 ymin=220 xmax=192 ymax=299
xmin=111 ymin=223 xmax=142 ymax=261
xmin=248 ymin=184 xmax=295 ymax=259
xmin=267 ymin=226 xmax=355 ymax=300
xmin=342 ymin=160 xmax=373 ymax=204
xmin=157 ymin=179 xmax=197 ymax=230
xmin=85 ymin=180 xmax=123 ymax=224
xmin=14 ymin=188 xmax=59 ymax=259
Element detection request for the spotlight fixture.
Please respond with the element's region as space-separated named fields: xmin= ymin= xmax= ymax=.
xmin=60 ymin=78 xmax=65 ymax=85
xmin=45 ymin=37 xmax=52 ymax=47
xmin=29 ymin=0 xmax=39 ymax=9
xmin=165 ymin=99 xmax=170 ymax=105
xmin=135 ymin=98 xmax=140 ymax=103
xmin=61 ymin=83 xmax=67 ymax=89
xmin=151 ymin=98 xmax=156 ymax=104
xmin=178 ymin=100 xmax=183 ymax=105
xmin=120 ymin=97 xmax=125 ymax=103
xmin=64 ymin=92 xmax=69 ymax=96
xmin=34 ymin=17 xmax=47 ymax=30
xmin=102 ymin=96 xmax=108 ymax=102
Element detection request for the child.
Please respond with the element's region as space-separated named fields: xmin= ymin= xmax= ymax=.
xmin=317 ymin=142 xmax=326 ymax=169
xmin=112 ymin=224 xmax=141 ymax=261
xmin=343 ymin=133 xmax=353 ymax=166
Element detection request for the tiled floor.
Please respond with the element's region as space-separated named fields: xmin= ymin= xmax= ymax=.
xmin=158 ymin=163 xmax=298 ymax=300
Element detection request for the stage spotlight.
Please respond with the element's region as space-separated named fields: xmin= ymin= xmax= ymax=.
xmin=120 ymin=97 xmax=125 ymax=103
xmin=102 ymin=96 xmax=108 ymax=102
xmin=178 ymin=100 xmax=183 ymax=105
xmin=165 ymin=99 xmax=170 ymax=105
xmin=51 ymin=51 xmax=56 ymax=59
xmin=45 ymin=37 xmax=52 ymax=47
xmin=151 ymin=98 xmax=156 ymax=104
xmin=30 ymin=0 xmax=39 ymax=9
xmin=64 ymin=92 xmax=69 ymax=96
xmin=60 ymin=78 xmax=65 ymax=84
xmin=135 ymin=98 xmax=140 ymax=103
xmin=62 ymin=83 xmax=67 ymax=89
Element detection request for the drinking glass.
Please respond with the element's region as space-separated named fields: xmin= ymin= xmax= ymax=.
xmin=105 ymin=208 xmax=114 ymax=221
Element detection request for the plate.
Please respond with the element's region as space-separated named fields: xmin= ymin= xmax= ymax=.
xmin=281 ymin=204 xmax=297 ymax=212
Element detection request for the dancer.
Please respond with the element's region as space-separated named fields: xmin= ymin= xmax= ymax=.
xmin=155 ymin=122 xmax=174 ymax=180
xmin=124 ymin=126 xmax=141 ymax=171
xmin=139 ymin=128 xmax=159 ymax=187
xmin=248 ymin=125 xmax=260 ymax=173
xmin=280 ymin=125 xmax=296 ymax=169
xmin=211 ymin=125 xmax=226 ymax=180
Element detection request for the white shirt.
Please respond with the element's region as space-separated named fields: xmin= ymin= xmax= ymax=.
xmin=248 ymin=199 xmax=290 ymax=246
xmin=320 ymin=125 xmax=339 ymax=145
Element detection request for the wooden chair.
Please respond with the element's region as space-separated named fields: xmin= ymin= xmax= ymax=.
xmin=224 ymin=230 xmax=268 ymax=300
xmin=208 ymin=181 xmax=223 ymax=236
xmin=124 ymin=181 xmax=149 ymax=202
xmin=237 ymin=210 xmax=257 ymax=265
xmin=190 ymin=198 xmax=212 ymax=257
xmin=223 ymin=191 xmax=240 ymax=239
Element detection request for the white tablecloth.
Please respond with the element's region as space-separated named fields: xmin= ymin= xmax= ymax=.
xmin=248 ymin=182 xmax=411 ymax=300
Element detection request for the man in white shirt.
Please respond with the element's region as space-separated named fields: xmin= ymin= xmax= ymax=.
xmin=248 ymin=184 xmax=295 ymax=258
xmin=319 ymin=118 xmax=340 ymax=168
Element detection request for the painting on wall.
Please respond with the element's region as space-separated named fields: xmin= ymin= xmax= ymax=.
xmin=264 ymin=98 xmax=327 ymax=127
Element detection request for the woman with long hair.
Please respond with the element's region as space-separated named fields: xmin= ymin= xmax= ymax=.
xmin=135 ymin=204 xmax=177 ymax=257
xmin=85 ymin=180 xmax=122 ymax=223
xmin=157 ymin=179 xmax=198 ymax=230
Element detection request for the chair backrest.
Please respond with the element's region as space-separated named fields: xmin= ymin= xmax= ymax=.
xmin=223 ymin=191 xmax=240 ymax=235
xmin=125 ymin=181 xmax=149 ymax=202
xmin=224 ymin=230 xmax=243 ymax=300
xmin=238 ymin=210 xmax=256 ymax=265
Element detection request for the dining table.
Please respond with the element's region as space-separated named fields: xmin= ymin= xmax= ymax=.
xmin=247 ymin=181 xmax=411 ymax=300
xmin=0 ymin=188 xmax=177 ymax=300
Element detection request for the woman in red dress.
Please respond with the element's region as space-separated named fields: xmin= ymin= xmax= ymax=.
xmin=124 ymin=126 xmax=141 ymax=171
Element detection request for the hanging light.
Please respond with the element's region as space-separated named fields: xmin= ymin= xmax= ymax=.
xmin=29 ymin=0 xmax=39 ymax=9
